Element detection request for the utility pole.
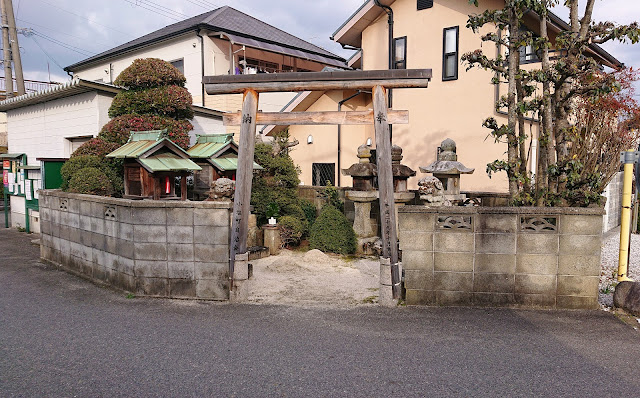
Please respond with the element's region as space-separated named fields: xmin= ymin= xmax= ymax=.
xmin=4 ymin=0 xmax=24 ymax=95
xmin=1 ymin=0 xmax=13 ymax=98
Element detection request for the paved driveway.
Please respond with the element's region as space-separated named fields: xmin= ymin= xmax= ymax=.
xmin=1 ymin=228 xmax=639 ymax=397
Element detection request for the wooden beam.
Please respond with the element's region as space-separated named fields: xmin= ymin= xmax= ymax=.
xmin=373 ymin=85 xmax=400 ymax=299
xmin=229 ymin=89 xmax=259 ymax=285
xmin=223 ymin=110 xmax=409 ymax=126
xmin=204 ymin=69 xmax=431 ymax=94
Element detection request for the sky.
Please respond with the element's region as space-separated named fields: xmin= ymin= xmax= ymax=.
xmin=7 ymin=0 xmax=640 ymax=93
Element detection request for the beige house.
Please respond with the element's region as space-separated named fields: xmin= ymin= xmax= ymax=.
xmin=64 ymin=6 xmax=347 ymax=119
xmin=268 ymin=0 xmax=621 ymax=192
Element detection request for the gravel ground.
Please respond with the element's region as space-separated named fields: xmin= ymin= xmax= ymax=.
xmin=599 ymin=228 xmax=640 ymax=308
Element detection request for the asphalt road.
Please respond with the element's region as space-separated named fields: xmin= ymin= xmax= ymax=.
xmin=1 ymin=228 xmax=640 ymax=397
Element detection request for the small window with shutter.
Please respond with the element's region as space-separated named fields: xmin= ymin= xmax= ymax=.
xmin=417 ymin=0 xmax=434 ymax=10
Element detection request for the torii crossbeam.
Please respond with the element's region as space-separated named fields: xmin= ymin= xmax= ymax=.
xmin=204 ymin=69 xmax=432 ymax=301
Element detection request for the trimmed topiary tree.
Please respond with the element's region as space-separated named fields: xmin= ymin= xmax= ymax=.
xmin=98 ymin=114 xmax=192 ymax=148
xmin=309 ymin=205 xmax=356 ymax=255
xmin=60 ymin=155 xmax=123 ymax=194
xmin=113 ymin=58 xmax=186 ymax=89
xmin=68 ymin=167 xmax=113 ymax=196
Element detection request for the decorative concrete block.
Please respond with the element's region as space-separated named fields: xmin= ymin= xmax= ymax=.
xmin=436 ymin=291 xmax=473 ymax=306
xmin=434 ymin=232 xmax=474 ymax=253
xmin=404 ymin=269 xmax=434 ymax=290
xmin=194 ymin=226 xmax=229 ymax=245
xmin=559 ymin=215 xmax=602 ymax=236
xmin=557 ymin=275 xmax=599 ymax=297
xmin=196 ymin=278 xmax=229 ymax=300
xmin=136 ymin=277 xmax=168 ymax=296
xmin=167 ymin=226 xmax=194 ymax=244
xmin=474 ymin=273 xmax=515 ymax=293
xmin=134 ymin=243 xmax=167 ymax=261
xmin=398 ymin=212 xmax=435 ymax=233
xmin=167 ymin=244 xmax=195 ymax=262
xmin=473 ymin=293 xmax=515 ymax=306
xmin=195 ymin=262 xmax=228 ymax=280
xmin=515 ymin=254 xmax=557 ymax=275
xmin=476 ymin=214 xmax=518 ymax=234
xmin=135 ymin=260 xmax=168 ymax=278
xmin=169 ymin=279 xmax=197 ymax=298
xmin=194 ymin=244 xmax=228 ymax=263
xmin=514 ymin=293 xmax=556 ymax=308
xmin=434 ymin=252 xmax=473 ymax=272
xmin=194 ymin=208 xmax=229 ymax=227
xmin=475 ymin=253 xmax=516 ymax=274
xmin=559 ymin=235 xmax=601 ymax=256
xmin=398 ymin=232 xmax=433 ymax=251
xmin=434 ymin=271 xmax=473 ymax=292
xmin=134 ymin=225 xmax=167 ymax=243
xmin=558 ymin=255 xmax=601 ymax=276
xmin=166 ymin=208 xmax=194 ymax=226
xmin=167 ymin=261 xmax=195 ymax=280
xmin=475 ymin=233 xmax=515 ymax=254
xmin=557 ymin=295 xmax=598 ymax=309
xmin=401 ymin=251 xmax=434 ymax=271
xmin=515 ymin=274 xmax=556 ymax=295
xmin=405 ymin=289 xmax=435 ymax=305
xmin=131 ymin=208 xmax=167 ymax=225
xmin=517 ymin=234 xmax=559 ymax=255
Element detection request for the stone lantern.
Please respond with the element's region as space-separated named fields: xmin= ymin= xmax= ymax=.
xmin=419 ymin=138 xmax=474 ymax=204
xmin=391 ymin=144 xmax=416 ymax=205
xmin=342 ymin=144 xmax=379 ymax=254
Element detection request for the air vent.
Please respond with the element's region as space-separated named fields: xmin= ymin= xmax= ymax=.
xmin=418 ymin=0 xmax=434 ymax=10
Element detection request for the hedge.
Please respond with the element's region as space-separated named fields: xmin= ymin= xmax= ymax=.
xmin=108 ymin=85 xmax=194 ymax=119
xmin=113 ymin=58 xmax=186 ymax=89
xmin=68 ymin=167 xmax=113 ymax=196
xmin=99 ymin=114 xmax=192 ymax=149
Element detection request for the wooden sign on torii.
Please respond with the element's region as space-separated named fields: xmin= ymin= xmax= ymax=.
xmin=204 ymin=69 xmax=432 ymax=300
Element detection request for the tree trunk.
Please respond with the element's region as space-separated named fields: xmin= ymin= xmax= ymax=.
xmin=507 ymin=6 xmax=520 ymax=197
xmin=537 ymin=3 xmax=554 ymax=204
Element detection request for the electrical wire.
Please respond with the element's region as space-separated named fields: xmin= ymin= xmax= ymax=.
xmin=31 ymin=31 xmax=96 ymax=57
xmin=136 ymin=0 xmax=191 ymax=19
xmin=29 ymin=35 xmax=65 ymax=70
xmin=121 ymin=0 xmax=183 ymax=22
xmin=17 ymin=18 xmax=115 ymax=48
xmin=38 ymin=0 xmax=134 ymax=39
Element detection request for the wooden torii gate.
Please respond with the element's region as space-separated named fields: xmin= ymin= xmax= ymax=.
xmin=204 ymin=69 xmax=432 ymax=300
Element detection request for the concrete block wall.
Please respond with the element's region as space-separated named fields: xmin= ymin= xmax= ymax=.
xmin=39 ymin=190 xmax=232 ymax=300
xmin=399 ymin=206 xmax=604 ymax=309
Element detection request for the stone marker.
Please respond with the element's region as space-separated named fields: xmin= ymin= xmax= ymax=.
xmin=614 ymin=281 xmax=640 ymax=316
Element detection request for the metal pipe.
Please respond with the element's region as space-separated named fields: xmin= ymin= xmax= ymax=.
xmin=337 ymin=90 xmax=365 ymax=186
xmin=618 ymin=150 xmax=636 ymax=282
xmin=196 ymin=30 xmax=205 ymax=106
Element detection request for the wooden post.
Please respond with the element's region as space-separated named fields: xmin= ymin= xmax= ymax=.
xmin=180 ymin=174 xmax=187 ymax=201
xmin=229 ymin=89 xmax=259 ymax=286
xmin=373 ymin=85 xmax=400 ymax=299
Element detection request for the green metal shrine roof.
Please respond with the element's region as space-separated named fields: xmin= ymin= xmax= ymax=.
xmin=210 ymin=157 xmax=263 ymax=171
xmin=107 ymin=130 xmax=190 ymax=159
xmin=139 ymin=152 xmax=201 ymax=172
xmin=187 ymin=134 xmax=236 ymax=159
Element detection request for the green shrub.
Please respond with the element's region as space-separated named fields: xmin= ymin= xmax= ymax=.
xmin=68 ymin=167 xmax=113 ymax=195
xmin=300 ymin=199 xmax=317 ymax=230
xmin=321 ymin=182 xmax=344 ymax=212
xmin=61 ymin=155 xmax=123 ymax=195
xmin=71 ymin=138 xmax=120 ymax=158
xmin=98 ymin=114 xmax=192 ymax=148
xmin=108 ymin=86 xmax=194 ymax=119
xmin=279 ymin=215 xmax=304 ymax=248
xmin=309 ymin=205 xmax=356 ymax=254
xmin=114 ymin=58 xmax=186 ymax=89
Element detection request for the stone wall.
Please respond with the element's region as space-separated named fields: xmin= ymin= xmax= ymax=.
xmin=39 ymin=190 xmax=232 ymax=300
xmin=398 ymin=206 xmax=604 ymax=309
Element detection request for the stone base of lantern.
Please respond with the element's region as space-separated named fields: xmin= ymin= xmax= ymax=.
xmin=262 ymin=224 xmax=281 ymax=255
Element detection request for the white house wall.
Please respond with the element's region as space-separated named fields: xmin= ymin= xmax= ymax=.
xmin=7 ymin=91 xmax=105 ymax=161
xmin=190 ymin=114 xmax=226 ymax=146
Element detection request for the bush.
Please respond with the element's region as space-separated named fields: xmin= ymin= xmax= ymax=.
xmin=61 ymin=155 xmax=123 ymax=195
xmin=279 ymin=215 xmax=304 ymax=248
xmin=309 ymin=205 xmax=356 ymax=255
xmin=72 ymin=138 xmax=120 ymax=158
xmin=321 ymin=182 xmax=344 ymax=212
xmin=108 ymin=85 xmax=194 ymax=119
xmin=99 ymin=114 xmax=192 ymax=148
xmin=114 ymin=58 xmax=186 ymax=89
xmin=68 ymin=167 xmax=113 ymax=195
xmin=300 ymin=199 xmax=317 ymax=231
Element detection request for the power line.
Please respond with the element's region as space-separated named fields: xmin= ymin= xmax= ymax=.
xmin=137 ymin=0 xmax=191 ymax=19
xmin=185 ymin=0 xmax=219 ymax=10
xmin=17 ymin=18 xmax=115 ymax=48
xmin=23 ymin=29 xmax=96 ymax=57
xmin=121 ymin=0 xmax=183 ymax=22
xmin=29 ymin=35 xmax=64 ymax=70
xmin=38 ymin=0 xmax=134 ymax=39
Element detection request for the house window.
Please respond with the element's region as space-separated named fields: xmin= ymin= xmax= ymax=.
xmin=443 ymin=26 xmax=459 ymax=81
xmin=312 ymin=163 xmax=335 ymax=186
xmin=417 ymin=0 xmax=434 ymax=10
xmin=393 ymin=36 xmax=407 ymax=69
xmin=170 ymin=58 xmax=184 ymax=74
xmin=67 ymin=136 xmax=92 ymax=155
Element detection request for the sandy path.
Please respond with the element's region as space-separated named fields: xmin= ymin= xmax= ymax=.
xmin=246 ymin=249 xmax=380 ymax=307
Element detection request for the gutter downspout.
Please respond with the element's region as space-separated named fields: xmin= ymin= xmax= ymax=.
xmin=213 ymin=32 xmax=236 ymax=75
xmin=373 ymin=0 xmax=393 ymax=141
xmin=338 ymin=90 xmax=365 ymax=186
xmin=196 ymin=30 xmax=206 ymax=107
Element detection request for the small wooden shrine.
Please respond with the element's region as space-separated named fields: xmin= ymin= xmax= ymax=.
xmin=187 ymin=133 xmax=262 ymax=199
xmin=106 ymin=130 xmax=201 ymax=200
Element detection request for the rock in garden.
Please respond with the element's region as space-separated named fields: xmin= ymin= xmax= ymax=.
xmin=613 ymin=281 xmax=640 ymax=316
